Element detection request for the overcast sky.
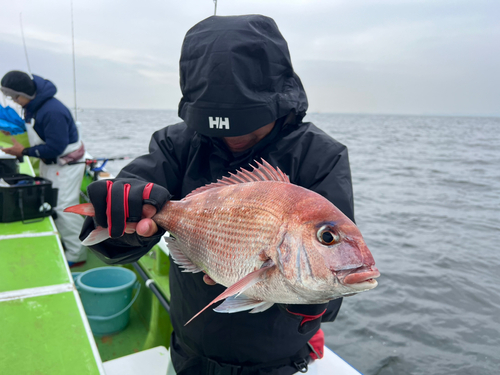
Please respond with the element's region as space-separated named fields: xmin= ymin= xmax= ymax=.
xmin=1 ymin=0 xmax=498 ymax=116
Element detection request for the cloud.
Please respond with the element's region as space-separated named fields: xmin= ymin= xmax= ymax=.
xmin=0 ymin=0 xmax=498 ymax=116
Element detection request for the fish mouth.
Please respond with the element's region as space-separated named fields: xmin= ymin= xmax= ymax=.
xmin=342 ymin=266 xmax=380 ymax=285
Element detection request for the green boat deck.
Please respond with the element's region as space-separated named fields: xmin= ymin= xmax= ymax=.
xmin=0 ymin=151 xmax=172 ymax=374
xmin=0 ymin=219 xmax=103 ymax=373
xmin=71 ymin=249 xmax=172 ymax=362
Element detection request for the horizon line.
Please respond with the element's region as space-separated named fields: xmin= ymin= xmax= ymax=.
xmin=74 ymin=107 xmax=500 ymax=119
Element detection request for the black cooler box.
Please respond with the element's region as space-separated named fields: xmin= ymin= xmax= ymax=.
xmin=0 ymin=174 xmax=58 ymax=223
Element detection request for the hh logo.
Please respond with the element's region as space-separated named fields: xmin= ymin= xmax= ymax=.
xmin=209 ymin=117 xmax=230 ymax=130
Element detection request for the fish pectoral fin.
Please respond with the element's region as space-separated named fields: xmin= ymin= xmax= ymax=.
xmin=214 ymin=296 xmax=274 ymax=314
xmin=184 ymin=261 xmax=276 ymax=326
xmin=82 ymin=226 xmax=110 ymax=246
xmin=164 ymin=236 xmax=203 ymax=273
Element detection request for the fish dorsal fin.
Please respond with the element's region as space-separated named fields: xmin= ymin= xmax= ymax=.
xmin=185 ymin=159 xmax=290 ymax=199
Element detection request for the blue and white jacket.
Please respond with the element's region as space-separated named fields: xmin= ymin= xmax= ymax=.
xmin=23 ymin=75 xmax=78 ymax=161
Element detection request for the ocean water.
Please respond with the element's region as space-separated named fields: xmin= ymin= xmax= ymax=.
xmin=78 ymin=109 xmax=500 ymax=375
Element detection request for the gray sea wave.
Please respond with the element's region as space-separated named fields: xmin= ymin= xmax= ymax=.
xmin=78 ymin=109 xmax=500 ymax=374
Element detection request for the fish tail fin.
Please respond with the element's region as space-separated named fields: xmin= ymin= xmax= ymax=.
xmin=64 ymin=203 xmax=95 ymax=217
xmin=65 ymin=203 xmax=107 ymax=246
xmin=82 ymin=226 xmax=110 ymax=246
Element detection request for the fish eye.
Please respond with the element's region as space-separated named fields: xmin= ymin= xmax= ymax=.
xmin=317 ymin=225 xmax=339 ymax=245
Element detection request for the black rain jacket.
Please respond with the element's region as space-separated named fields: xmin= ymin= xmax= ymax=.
xmin=84 ymin=15 xmax=355 ymax=375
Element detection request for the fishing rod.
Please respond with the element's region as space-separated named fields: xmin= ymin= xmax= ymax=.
xmin=70 ymin=0 xmax=78 ymax=122
xmin=68 ymin=156 xmax=131 ymax=166
xmin=19 ymin=13 xmax=32 ymax=76
xmin=71 ymin=157 xmax=131 ymax=184
xmin=132 ymin=262 xmax=171 ymax=314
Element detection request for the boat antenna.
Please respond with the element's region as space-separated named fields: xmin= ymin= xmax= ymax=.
xmin=70 ymin=0 xmax=78 ymax=122
xmin=213 ymin=0 xmax=217 ymax=15
xmin=19 ymin=13 xmax=32 ymax=75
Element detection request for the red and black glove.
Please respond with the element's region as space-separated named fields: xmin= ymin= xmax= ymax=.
xmin=87 ymin=178 xmax=171 ymax=238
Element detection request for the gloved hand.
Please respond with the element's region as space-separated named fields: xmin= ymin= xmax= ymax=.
xmin=87 ymin=178 xmax=171 ymax=238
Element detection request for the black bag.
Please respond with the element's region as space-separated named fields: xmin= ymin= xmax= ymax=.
xmin=0 ymin=174 xmax=58 ymax=223
xmin=0 ymin=158 xmax=18 ymax=178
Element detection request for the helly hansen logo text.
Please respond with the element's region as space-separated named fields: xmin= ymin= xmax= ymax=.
xmin=209 ymin=117 xmax=230 ymax=130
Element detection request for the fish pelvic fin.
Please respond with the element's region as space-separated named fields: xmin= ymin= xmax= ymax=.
xmin=214 ymin=297 xmax=274 ymax=314
xmin=164 ymin=236 xmax=203 ymax=273
xmin=64 ymin=203 xmax=95 ymax=217
xmin=184 ymin=260 xmax=276 ymax=326
xmin=184 ymin=159 xmax=289 ymax=198
xmin=81 ymin=226 xmax=110 ymax=246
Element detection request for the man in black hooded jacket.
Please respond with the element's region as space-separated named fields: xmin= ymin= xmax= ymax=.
xmin=81 ymin=15 xmax=355 ymax=375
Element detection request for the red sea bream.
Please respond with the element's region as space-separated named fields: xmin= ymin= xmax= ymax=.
xmin=66 ymin=160 xmax=380 ymax=324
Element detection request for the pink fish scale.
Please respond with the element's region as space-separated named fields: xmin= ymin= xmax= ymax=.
xmin=168 ymin=199 xmax=282 ymax=285
xmin=155 ymin=180 xmax=323 ymax=296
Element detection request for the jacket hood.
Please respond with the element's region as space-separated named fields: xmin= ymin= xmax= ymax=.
xmin=25 ymin=75 xmax=57 ymax=114
xmin=178 ymin=15 xmax=308 ymax=137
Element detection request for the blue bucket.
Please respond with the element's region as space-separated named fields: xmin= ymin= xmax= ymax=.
xmin=74 ymin=267 xmax=141 ymax=336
